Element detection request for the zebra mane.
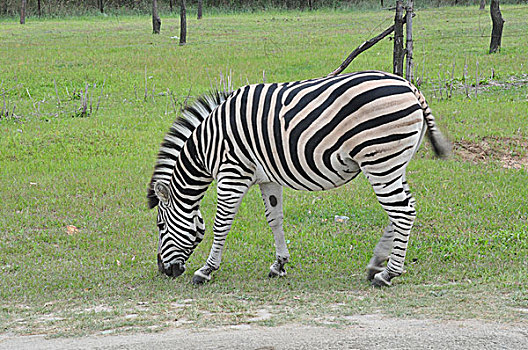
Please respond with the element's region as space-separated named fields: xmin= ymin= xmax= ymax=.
xmin=147 ymin=90 xmax=231 ymax=209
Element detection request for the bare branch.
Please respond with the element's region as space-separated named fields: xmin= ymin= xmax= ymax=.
xmin=328 ymin=24 xmax=395 ymax=77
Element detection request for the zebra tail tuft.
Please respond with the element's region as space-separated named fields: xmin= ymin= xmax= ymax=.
xmin=428 ymin=128 xmax=452 ymax=159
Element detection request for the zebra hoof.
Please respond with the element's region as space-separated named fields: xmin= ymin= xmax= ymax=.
xmin=366 ymin=264 xmax=384 ymax=282
xmin=366 ymin=255 xmax=388 ymax=282
xmin=192 ymin=274 xmax=209 ymax=285
xmin=268 ymin=262 xmax=287 ymax=278
xmin=192 ymin=268 xmax=212 ymax=285
xmin=268 ymin=268 xmax=287 ymax=278
xmin=371 ymin=271 xmax=392 ymax=288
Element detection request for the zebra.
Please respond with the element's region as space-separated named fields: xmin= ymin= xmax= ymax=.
xmin=147 ymin=70 xmax=451 ymax=287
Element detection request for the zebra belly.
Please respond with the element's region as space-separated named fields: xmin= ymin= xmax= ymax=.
xmin=253 ymin=155 xmax=361 ymax=191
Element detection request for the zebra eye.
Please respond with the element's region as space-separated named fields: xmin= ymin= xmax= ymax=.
xmin=157 ymin=222 xmax=166 ymax=231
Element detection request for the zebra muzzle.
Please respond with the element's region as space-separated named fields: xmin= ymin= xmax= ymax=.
xmin=157 ymin=253 xmax=185 ymax=278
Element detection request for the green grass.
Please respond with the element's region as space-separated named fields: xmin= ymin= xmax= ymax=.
xmin=1 ymin=6 xmax=527 ymax=336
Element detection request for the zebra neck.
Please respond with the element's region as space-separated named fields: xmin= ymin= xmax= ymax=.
xmin=169 ymin=143 xmax=213 ymax=209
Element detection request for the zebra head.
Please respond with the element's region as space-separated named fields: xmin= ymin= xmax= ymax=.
xmin=153 ymin=181 xmax=205 ymax=278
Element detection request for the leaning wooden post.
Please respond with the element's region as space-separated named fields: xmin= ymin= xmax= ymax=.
xmin=405 ymin=0 xmax=414 ymax=82
xmin=393 ymin=1 xmax=405 ymax=77
xmin=180 ymin=0 xmax=187 ymax=46
xmin=328 ymin=24 xmax=395 ymax=77
xmin=489 ymin=0 xmax=504 ymax=54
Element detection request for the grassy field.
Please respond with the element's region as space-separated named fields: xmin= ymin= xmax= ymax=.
xmin=1 ymin=6 xmax=527 ymax=336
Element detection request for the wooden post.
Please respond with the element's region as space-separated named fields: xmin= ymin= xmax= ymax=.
xmin=489 ymin=0 xmax=504 ymax=54
xmin=180 ymin=0 xmax=187 ymax=46
xmin=197 ymin=0 xmax=203 ymax=19
xmin=152 ymin=0 xmax=161 ymax=34
xmin=405 ymin=0 xmax=414 ymax=82
xmin=20 ymin=0 xmax=27 ymax=24
xmin=393 ymin=1 xmax=405 ymax=77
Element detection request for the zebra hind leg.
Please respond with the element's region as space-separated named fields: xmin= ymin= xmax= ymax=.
xmin=259 ymin=182 xmax=289 ymax=278
xmin=367 ymin=175 xmax=416 ymax=287
xmin=366 ymin=224 xmax=394 ymax=282
xmin=366 ymin=176 xmax=414 ymax=281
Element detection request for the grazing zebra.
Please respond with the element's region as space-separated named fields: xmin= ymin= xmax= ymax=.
xmin=148 ymin=71 xmax=451 ymax=287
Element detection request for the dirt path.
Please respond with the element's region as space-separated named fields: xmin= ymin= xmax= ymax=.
xmin=1 ymin=316 xmax=527 ymax=350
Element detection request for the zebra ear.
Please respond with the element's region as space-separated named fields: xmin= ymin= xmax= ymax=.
xmin=154 ymin=181 xmax=170 ymax=205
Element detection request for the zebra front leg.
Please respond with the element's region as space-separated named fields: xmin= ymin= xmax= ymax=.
xmin=192 ymin=175 xmax=252 ymax=285
xmin=366 ymin=224 xmax=394 ymax=282
xmin=368 ymin=176 xmax=416 ymax=287
xmin=259 ymin=182 xmax=289 ymax=278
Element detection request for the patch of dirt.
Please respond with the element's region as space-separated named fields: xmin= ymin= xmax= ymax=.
xmin=454 ymin=136 xmax=528 ymax=170
xmin=1 ymin=318 xmax=527 ymax=350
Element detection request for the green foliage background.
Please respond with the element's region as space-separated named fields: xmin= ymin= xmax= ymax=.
xmin=2 ymin=0 xmax=527 ymax=17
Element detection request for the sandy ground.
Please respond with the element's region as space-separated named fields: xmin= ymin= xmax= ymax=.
xmin=1 ymin=315 xmax=527 ymax=350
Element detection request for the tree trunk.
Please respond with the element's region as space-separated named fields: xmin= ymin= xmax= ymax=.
xmin=152 ymin=0 xmax=161 ymax=34
xmin=180 ymin=0 xmax=187 ymax=45
xmin=197 ymin=0 xmax=203 ymax=19
xmin=393 ymin=1 xmax=405 ymax=77
xmin=169 ymin=0 xmax=174 ymax=13
xmin=99 ymin=0 xmax=104 ymax=14
xmin=38 ymin=0 xmax=42 ymax=17
xmin=480 ymin=0 xmax=485 ymax=10
xmin=309 ymin=0 xmax=313 ymax=10
xmin=489 ymin=0 xmax=504 ymax=54
xmin=405 ymin=0 xmax=414 ymax=82
xmin=20 ymin=0 xmax=27 ymax=24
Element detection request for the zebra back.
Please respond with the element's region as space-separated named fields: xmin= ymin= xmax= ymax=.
xmin=147 ymin=90 xmax=231 ymax=209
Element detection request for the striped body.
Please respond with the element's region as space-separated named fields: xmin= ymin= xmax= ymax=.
xmin=148 ymin=71 xmax=451 ymax=286
xmin=203 ymin=71 xmax=425 ymax=190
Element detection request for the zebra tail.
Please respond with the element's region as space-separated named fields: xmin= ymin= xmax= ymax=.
xmin=413 ymin=87 xmax=452 ymax=159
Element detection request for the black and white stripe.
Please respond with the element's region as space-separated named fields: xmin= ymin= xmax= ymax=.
xmin=148 ymin=70 xmax=451 ymax=286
